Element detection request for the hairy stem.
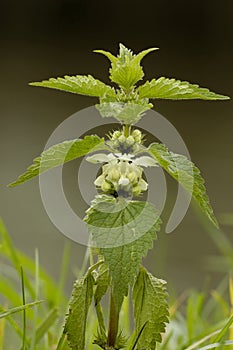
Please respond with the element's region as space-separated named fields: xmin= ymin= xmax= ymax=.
xmin=107 ymin=288 xmax=119 ymax=347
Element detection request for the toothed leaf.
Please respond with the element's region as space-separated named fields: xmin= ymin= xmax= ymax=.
xmin=148 ymin=143 xmax=218 ymax=227
xmin=138 ymin=77 xmax=230 ymax=100
xmin=132 ymin=267 xmax=169 ymax=349
xmin=85 ymin=196 xmax=161 ymax=310
xmin=30 ymin=74 xmax=116 ymax=98
xmin=64 ymin=268 xmax=94 ymax=350
xmin=9 ymin=135 xmax=105 ymax=187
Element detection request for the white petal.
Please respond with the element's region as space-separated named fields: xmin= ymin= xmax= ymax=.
xmin=94 ymin=175 xmax=105 ymax=186
xmin=118 ymin=177 xmax=130 ymax=186
xmin=134 ymin=156 xmax=158 ymax=167
xmin=86 ymin=153 xmax=110 ymax=164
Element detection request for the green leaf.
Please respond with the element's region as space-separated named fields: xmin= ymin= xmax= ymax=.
xmin=132 ymin=267 xmax=169 ymax=349
xmin=30 ymin=74 xmax=116 ymax=98
xmin=85 ymin=196 xmax=161 ymax=310
xmin=8 ymin=135 xmax=105 ymax=187
xmin=64 ymin=267 xmax=95 ymax=350
xmin=95 ymin=44 xmax=158 ymax=90
xmin=93 ymin=263 xmax=109 ymax=347
xmin=96 ymin=100 xmax=153 ymax=124
xmin=148 ymin=143 xmax=219 ymax=227
xmin=94 ymin=263 xmax=110 ymax=305
xmin=0 ymin=301 xmax=42 ymax=319
xmin=138 ymin=77 xmax=230 ymax=100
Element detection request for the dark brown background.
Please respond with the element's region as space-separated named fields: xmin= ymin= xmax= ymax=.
xmin=1 ymin=0 xmax=232 ymax=292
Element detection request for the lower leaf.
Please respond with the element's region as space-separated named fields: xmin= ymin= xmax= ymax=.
xmin=132 ymin=266 xmax=169 ymax=350
xmin=63 ymin=267 xmax=95 ymax=350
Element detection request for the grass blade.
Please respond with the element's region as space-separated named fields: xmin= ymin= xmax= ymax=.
xmin=0 ymin=301 xmax=42 ymax=319
xmin=21 ymin=266 xmax=26 ymax=350
xmin=35 ymin=308 xmax=59 ymax=344
xmin=213 ymin=315 xmax=233 ymax=344
xmin=30 ymin=249 xmax=39 ymax=350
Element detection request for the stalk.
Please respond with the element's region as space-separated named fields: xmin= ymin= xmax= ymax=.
xmin=107 ymin=288 xmax=120 ymax=348
xmin=123 ymin=124 xmax=131 ymax=137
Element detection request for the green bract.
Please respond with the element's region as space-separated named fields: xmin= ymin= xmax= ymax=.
xmin=9 ymin=44 xmax=229 ymax=350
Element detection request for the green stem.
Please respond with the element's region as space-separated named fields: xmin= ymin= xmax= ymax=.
xmin=107 ymin=289 xmax=119 ymax=348
xmin=123 ymin=124 xmax=131 ymax=137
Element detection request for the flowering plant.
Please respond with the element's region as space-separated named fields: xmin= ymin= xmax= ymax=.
xmin=9 ymin=44 xmax=229 ymax=350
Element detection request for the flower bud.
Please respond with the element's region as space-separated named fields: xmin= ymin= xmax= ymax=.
xmin=112 ymin=130 xmax=121 ymax=140
xmin=132 ymin=185 xmax=141 ymax=196
xmin=126 ymin=135 xmax=135 ymax=146
xmin=108 ymin=169 xmax=121 ymax=182
xmin=118 ymin=135 xmax=126 ymax=143
xmin=132 ymin=129 xmax=142 ymax=143
xmin=127 ymin=172 xmax=137 ymax=184
xmin=101 ymin=181 xmax=112 ymax=192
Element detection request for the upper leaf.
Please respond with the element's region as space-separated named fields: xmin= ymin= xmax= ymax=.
xmin=132 ymin=266 xmax=169 ymax=349
xmin=64 ymin=267 xmax=95 ymax=350
xmin=9 ymin=135 xmax=105 ymax=187
xmin=85 ymin=195 xmax=161 ymax=310
xmin=148 ymin=143 xmax=218 ymax=227
xmin=95 ymin=43 xmax=158 ymax=90
xmin=30 ymin=74 xmax=116 ymax=98
xmin=138 ymin=77 xmax=230 ymax=100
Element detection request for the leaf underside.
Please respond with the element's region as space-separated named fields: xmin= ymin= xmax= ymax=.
xmin=30 ymin=74 xmax=116 ymax=98
xmin=85 ymin=197 xmax=162 ymax=310
xmin=148 ymin=143 xmax=218 ymax=227
xmin=133 ymin=267 xmax=169 ymax=349
xmin=8 ymin=135 xmax=105 ymax=187
xmin=138 ymin=77 xmax=229 ymax=100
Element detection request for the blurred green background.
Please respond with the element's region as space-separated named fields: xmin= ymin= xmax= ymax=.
xmin=0 ymin=0 xmax=232 ymax=293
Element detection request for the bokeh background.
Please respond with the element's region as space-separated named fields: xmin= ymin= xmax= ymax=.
xmin=1 ymin=0 xmax=232 ymax=293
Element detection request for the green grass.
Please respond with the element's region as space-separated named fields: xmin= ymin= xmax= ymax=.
xmin=0 ymin=216 xmax=232 ymax=349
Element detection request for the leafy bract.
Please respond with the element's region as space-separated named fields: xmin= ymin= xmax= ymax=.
xmin=96 ymin=100 xmax=153 ymax=124
xmin=8 ymin=135 xmax=105 ymax=187
xmin=138 ymin=77 xmax=230 ymax=100
xmin=85 ymin=195 xmax=161 ymax=310
xmin=148 ymin=143 xmax=218 ymax=227
xmin=64 ymin=267 xmax=94 ymax=350
xmin=30 ymin=74 xmax=116 ymax=98
xmin=132 ymin=267 xmax=169 ymax=349
xmin=95 ymin=44 xmax=158 ymax=90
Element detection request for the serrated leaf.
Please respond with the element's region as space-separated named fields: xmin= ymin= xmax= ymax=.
xmin=8 ymin=135 xmax=105 ymax=187
xmin=95 ymin=44 xmax=158 ymax=90
xmin=30 ymin=74 xmax=116 ymax=98
xmin=85 ymin=196 xmax=161 ymax=310
xmin=138 ymin=77 xmax=230 ymax=100
xmin=132 ymin=267 xmax=169 ymax=349
xmin=148 ymin=143 xmax=218 ymax=227
xmin=96 ymin=100 xmax=153 ymax=124
xmin=64 ymin=268 xmax=95 ymax=350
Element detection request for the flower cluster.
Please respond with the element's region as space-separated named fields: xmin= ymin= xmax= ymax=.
xmin=109 ymin=129 xmax=143 ymax=153
xmin=87 ymin=152 xmax=158 ymax=198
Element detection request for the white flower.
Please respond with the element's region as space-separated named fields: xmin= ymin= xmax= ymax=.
xmin=86 ymin=152 xmax=158 ymax=167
